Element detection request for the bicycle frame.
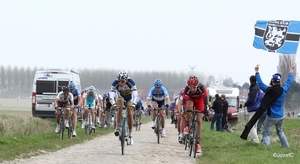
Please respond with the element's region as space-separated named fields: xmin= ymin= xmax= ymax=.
xmin=119 ymin=106 xmax=129 ymax=155
xmin=186 ymin=110 xmax=201 ymax=158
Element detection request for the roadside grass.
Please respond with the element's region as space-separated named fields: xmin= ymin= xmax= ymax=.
xmin=0 ymin=110 xmax=151 ymax=162
xmin=197 ymin=118 xmax=300 ymax=164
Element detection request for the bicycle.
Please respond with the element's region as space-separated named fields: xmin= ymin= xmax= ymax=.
xmin=105 ymin=108 xmax=115 ymax=130
xmin=134 ymin=109 xmax=141 ymax=131
xmin=84 ymin=105 xmax=95 ymax=134
xmin=118 ymin=106 xmax=130 ymax=155
xmin=185 ymin=110 xmax=201 ymax=158
xmin=153 ymin=107 xmax=165 ymax=144
xmin=58 ymin=105 xmax=66 ymax=140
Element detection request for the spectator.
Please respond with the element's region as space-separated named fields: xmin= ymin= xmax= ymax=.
xmin=220 ymin=94 xmax=228 ymax=131
xmin=244 ymin=75 xmax=264 ymax=143
xmin=210 ymin=94 xmax=223 ymax=131
xmin=255 ymin=64 xmax=294 ymax=147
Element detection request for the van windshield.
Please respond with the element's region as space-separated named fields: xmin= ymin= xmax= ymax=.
xmin=36 ymin=80 xmax=69 ymax=94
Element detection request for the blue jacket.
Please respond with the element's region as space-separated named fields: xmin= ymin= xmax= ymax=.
xmin=256 ymin=72 xmax=293 ymax=118
xmin=245 ymin=83 xmax=264 ymax=112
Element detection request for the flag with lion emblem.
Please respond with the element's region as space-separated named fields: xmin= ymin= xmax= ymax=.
xmin=253 ymin=20 xmax=300 ymax=54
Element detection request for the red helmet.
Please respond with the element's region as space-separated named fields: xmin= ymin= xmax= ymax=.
xmin=187 ymin=76 xmax=198 ymax=87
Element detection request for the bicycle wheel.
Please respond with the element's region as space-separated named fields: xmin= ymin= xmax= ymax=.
xmin=120 ymin=118 xmax=126 ymax=155
xmin=68 ymin=117 xmax=72 ymax=139
xmin=156 ymin=116 xmax=160 ymax=144
xmin=60 ymin=116 xmax=65 ymax=140
xmin=106 ymin=113 xmax=111 ymax=130
xmin=135 ymin=114 xmax=139 ymax=131
xmin=193 ymin=123 xmax=198 ymax=158
xmin=189 ymin=124 xmax=194 ymax=156
xmin=138 ymin=116 xmax=141 ymax=131
xmin=88 ymin=116 xmax=92 ymax=134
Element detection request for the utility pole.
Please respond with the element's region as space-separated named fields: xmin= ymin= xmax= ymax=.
xmin=188 ymin=65 xmax=197 ymax=74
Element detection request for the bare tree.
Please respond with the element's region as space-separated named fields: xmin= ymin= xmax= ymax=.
xmin=277 ymin=54 xmax=297 ymax=83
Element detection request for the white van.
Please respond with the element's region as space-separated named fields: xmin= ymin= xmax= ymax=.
xmin=31 ymin=69 xmax=81 ymax=118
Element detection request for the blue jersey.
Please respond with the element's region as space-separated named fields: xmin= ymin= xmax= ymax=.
xmin=135 ymin=99 xmax=144 ymax=110
xmin=169 ymin=101 xmax=176 ymax=111
xmin=84 ymin=91 xmax=98 ymax=106
xmin=111 ymin=77 xmax=137 ymax=102
xmin=71 ymin=88 xmax=81 ymax=105
xmin=147 ymin=86 xmax=169 ymax=101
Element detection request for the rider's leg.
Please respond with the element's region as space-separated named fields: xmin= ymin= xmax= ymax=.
xmin=91 ymin=108 xmax=95 ymax=125
xmin=127 ymin=106 xmax=134 ymax=133
xmin=73 ymin=107 xmax=77 ymax=129
xmin=116 ymin=98 xmax=123 ymax=128
xmin=55 ymin=107 xmax=61 ymax=132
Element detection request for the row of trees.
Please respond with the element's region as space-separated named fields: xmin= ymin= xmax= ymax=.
xmin=0 ymin=65 xmax=248 ymax=98
xmin=0 ymin=54 xmax=299 ymax=111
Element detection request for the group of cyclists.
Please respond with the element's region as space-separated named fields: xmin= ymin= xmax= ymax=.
xmin=53 ymin=70 xmax=207 ymax=155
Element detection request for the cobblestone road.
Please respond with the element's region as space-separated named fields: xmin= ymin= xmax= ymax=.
xmin=2 ymin=120 xmax=197 ymax=164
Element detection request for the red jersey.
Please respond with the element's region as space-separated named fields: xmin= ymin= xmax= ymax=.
xmin=184 ymin=84 xmax=207 ymax=111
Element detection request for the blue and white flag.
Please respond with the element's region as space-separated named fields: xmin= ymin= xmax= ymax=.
xmin=253 ymin=20 xmax=300 ymax=54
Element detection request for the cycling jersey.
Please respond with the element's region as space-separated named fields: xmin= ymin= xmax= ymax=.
xmin=83 ymin=91 xmax=98 ymax=108
xmin=135 ymin=99 xmax=144 ymax=111
xmin=56 ymin=91 xmax=74 ymax=103
xmin=147 ymin=86 xmax=169 ymax=102
xmin=70 ymin=88 xmax=81 ymax=105
xmin=110 ymin=77 xmax=138 ymax=103
xmin=183 ymin=84 xmax=208 ymax=111
xmin=169 ymin=102 xmax=176 ymax=112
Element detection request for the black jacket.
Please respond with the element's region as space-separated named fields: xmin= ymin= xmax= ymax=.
xmin=240 ymin=84 xmax=283 ymax=140
xmin=212 ymin=98 xmax=223 ymax=114
xmin=222 ymin=99 xmax=228 ymax=114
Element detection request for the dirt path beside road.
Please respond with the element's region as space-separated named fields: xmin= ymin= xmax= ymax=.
xmin=2 ymin=120 xmax=197 ymax=164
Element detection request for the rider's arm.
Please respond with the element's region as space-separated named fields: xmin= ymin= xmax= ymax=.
xmin=146 ymin=88 xmax=153 ymax=108
xmin=108 ymin=91 xmax=116 ymax=105
xmin=77 ymin=95 xmax=82 ymax=107
xmin=165 ymin=97 xmax=171 ymax=107
xmin=132 ymin=90 xmax=138 ymax=105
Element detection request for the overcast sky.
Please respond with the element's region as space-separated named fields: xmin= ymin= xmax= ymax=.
xmin=1 ymin=0 xmax=300 ymax=85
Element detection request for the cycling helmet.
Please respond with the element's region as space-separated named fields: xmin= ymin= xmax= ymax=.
xmin=187 ymin=76 xmax=198 ymax=87
xmin=68 ymin=82 xmax=76 ymax=90
xmin=103 ymin=93 xmax=107 ymax=97
xmin=89 ymin=86 xmax=96 ymax=92
xmin=118 ymin=71 xmax=128 ymax=81
xmin=62 ymin=86 xmax=69 ymax=93
xmin=153 ymin=79 xmax=163 ymax=88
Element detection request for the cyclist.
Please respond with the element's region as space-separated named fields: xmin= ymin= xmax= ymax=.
xmin=54 ymin=86 xmax=74 ymax=133
xmin=81 ymin=86 xmax=100 ymax=130
xmin=146 ymin=78 xmax=170 ymax=137
xmin=169 ymin=101 xmax=176 ymax=124
xmin=103 ymin=93 xmax=113 ymax=128
xmin=68 ymin=82 xmax=82 ymax=137
xmin=177 ymin=88 xmax=188 ymax=143
xmin=178 ymin=76 xmax=207 ymax=154
xmin=134 ymin=98 xmax=144 ymax=127
xmin=96 ymin=92 xmax=104 ymax=127
xmin=109 ymin=71 xmax=138 ymax=145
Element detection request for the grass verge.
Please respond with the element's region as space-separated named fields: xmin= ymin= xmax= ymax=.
xmin=197 ymin=118 xmax=300 ymax=164
xmin=0 ymin=111 xmax=151 ymax=162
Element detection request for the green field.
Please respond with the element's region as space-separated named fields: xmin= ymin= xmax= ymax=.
xmin=0 ymin=109 xmax=299 ymax=163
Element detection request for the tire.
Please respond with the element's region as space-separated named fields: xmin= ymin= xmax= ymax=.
xmin=60 ymin=117 xmax=65 ymax=140
xmin=193 ymin=123 xmax=198 ymax=158
xmin=189 ymin=125 xmax=194 ymax=156
xmin=121 ymin=118 xmax=126 ymax=155
xmin=156 ymin=116 xmax=160 ymax=144
xmin=68 ymin=117 xmax=73 ymax=139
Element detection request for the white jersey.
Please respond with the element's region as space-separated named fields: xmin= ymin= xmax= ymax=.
xmin=56 ymin=91 xmax=74 ymax=103
xmin=98 ymin=94 xmax=103 ymax=101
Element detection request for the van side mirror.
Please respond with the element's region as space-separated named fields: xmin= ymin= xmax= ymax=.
xmin=239 ymin=104 xmax=243 ymax=108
